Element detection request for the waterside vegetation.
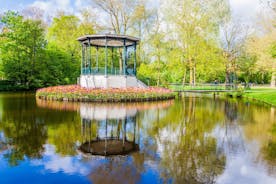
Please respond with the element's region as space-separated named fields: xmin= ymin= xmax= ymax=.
xmin=36 ymin=85 xmax=175 ymax=102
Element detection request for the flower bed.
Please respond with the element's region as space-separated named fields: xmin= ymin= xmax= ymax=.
xmin=36 ymin=85 xmax=175 ymax=102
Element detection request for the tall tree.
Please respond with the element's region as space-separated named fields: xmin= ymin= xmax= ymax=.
xmin=90 ymin=0 xmax=154 ymax=71
xmin=162 ymin=0 xmax=229 ymax=85
xmin=91 ymin=0 xmax=141 ymax=34
xmin=247 ymin=0 xmax=276 ymax=87
xmin=0 ymin=11 xmax=46 ymax=88
xmin=220 ymin=21 xmax=248 ymax=85
xmin=47 ymin=14 xmax=83 ymax=59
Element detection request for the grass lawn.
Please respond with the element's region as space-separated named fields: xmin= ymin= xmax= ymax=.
xmin=244 ymin=87 xmax=276 ymax=106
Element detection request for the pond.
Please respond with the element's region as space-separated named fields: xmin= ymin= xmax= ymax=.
xmin=0 ymin=93 xmax=275 ymax=184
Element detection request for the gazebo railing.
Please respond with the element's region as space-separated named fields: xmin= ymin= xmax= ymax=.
xmin=82 ymin=67 xmax=135 ymax=76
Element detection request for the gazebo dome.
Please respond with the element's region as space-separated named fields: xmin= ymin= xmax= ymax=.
xmin=77 ymin=34 xmax=139 ymax=47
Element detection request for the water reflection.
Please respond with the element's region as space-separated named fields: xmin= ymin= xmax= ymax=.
xmin=79 ymin=106 xmax=139 ymax=156
xmin=0 ymin=93 xmax=275 ymax=184
xmin=36 ymin=99 xmax=174 ymax=156
xmin=147 ymin=97 xmax=227 ymax=183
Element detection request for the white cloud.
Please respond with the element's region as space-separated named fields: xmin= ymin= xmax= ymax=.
xmin=229 ymin=0 xmax=261 ymax=22
xmin=30 ymin=0 xmax=74 ymax=16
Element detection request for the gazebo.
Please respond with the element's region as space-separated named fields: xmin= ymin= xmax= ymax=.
xmin=79 ymin=103 xmax=139 ymax=156
xmin=77 ymin=34 xmax=147 ymax=88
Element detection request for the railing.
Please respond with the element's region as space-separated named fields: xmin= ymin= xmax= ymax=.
xmin=82 ymin=67 xmax=135 ymax=76
xmin=169 ymin=83 xmax=237 ymax=91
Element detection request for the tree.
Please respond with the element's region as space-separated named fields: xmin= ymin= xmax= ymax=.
xmin=162 ymin=0 xmax=230 ymax=85
xmin=246 ymin=1 xmax=276 ymax=87
xmin=147 ymin=14 xmax=166 ymax=86
xmin=220 ymin=21 xmax=249 ymax=86
xmin=236 ymin=54 xmax=257 ymax=87
xmin=46 ymin=14 xmax=96 ymax=84
xmin=47 ymin=14 xmax=83 ymax=58
xmin=90 ymin=0 xmax=154 ymax=71
xmin=91 ymin=0 xmax=141 ymax=34
xmin=0 ymin=11 xmax=46 ymax=88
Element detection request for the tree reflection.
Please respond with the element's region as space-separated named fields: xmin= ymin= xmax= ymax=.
xmin=240 ymin=104 xmax=276 ymax=169
xmin=219 ymin=100 xmax=246 ymax=155
xmin=262 ymin=122 xmax=276 ymax=166
xmin=0 ymin=94 xmax=48 ymax=165
xmin=47 ymin=116 xmax=82 ymax=156
xmin=0 ymin=93 xmax=79 ymax=165
xmin=263 ymin=107 xmax=276 ymax=165
xmin=145 ymin=97 xmax=226 ymax=183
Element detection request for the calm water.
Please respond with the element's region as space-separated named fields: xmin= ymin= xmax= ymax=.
xmin=0 ymin=93 xmax=275 ymax=184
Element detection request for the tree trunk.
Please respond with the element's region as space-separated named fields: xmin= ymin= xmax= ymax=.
xmin=157 ymin=54 xmax=161 ymax=86
xmin=182 ymin=68 xmax=186 ymax=85
xmin=189 ymin=58 xmax=194 ymax=85
xmin=193 ymin=65 xmax=196 ymax=85
xmin=271 ymin=71 xmax=276 ymax=87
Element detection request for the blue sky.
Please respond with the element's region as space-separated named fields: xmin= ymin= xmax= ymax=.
xmin=0 ymin=0 xmax=85 ymax=14
xmin=0 ymin=0 xmax=261 ymax=23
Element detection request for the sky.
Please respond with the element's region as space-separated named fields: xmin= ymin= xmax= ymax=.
xmin=0 ymin=0 xmax=262 ymax=23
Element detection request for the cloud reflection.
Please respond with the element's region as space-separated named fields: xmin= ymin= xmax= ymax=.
xmin=31 ymin=144 xmax=89 ymax=176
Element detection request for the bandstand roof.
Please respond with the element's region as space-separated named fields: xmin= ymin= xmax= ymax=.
xmin=77 ymin=34 xmax=139 ymax=47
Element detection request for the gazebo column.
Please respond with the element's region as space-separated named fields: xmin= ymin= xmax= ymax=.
xmin=88 ymin=120 xmax=91 ymax=152
xmin=105 ymin=37 xmax=108 ymax=77
xmin=88 ymin=38 xmax=91 ymax=74
xmin=124 ymin=117 xmax=127 ymax=142
xmin=84 ymin=45 xmax=88 ymax=74
xmin=134 ymin=42 xmax=137 ymax=75
xmin=81 ymin=118 xmax=84 ymax=143
xmin=133 ymin=116 xmax=136 ymax=145
xmin=123 ymin=39 xmax=127 ymax=76
xmin=122 ymin=118 xmax=126 ymax=150
xmin=96 ymin=46 xmax=99 ymax=73
xmin=111 ymin=47 xmax=114 ymax=75
xmin=96 ymin=121 xmax=99 ymax=140
xmin=105 ymin=119 xmax=107 ymax=155
xmin=81 ymin=44 xmax=85 ymax=75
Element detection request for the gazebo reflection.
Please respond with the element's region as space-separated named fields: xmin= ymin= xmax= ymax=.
xmin=35 ymin=99 xmax=174 ymax=156
xmin=80 ymin=116 xmax=138 ymax=156
xmin=79 ymin=103 xmax=140 ymax=156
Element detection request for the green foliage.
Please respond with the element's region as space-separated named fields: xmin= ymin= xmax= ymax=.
xmin=271 ymin=43 xmax=276 ymax=58
xmin=47 ymin=15 xmax=88 ymax=57
xmin=236 ymin=55 xmax=257 ymax=84
xmin=42 ymin=43 xmax=80 ymax=86
xmin=0 ymin=11 xmax=46 ymax=89
xmin=0 ymin=12 xmax=95 ymax=90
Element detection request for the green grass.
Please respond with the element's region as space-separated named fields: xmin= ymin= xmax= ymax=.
xmin=244 ymin=87 xmax=276 ymax=106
